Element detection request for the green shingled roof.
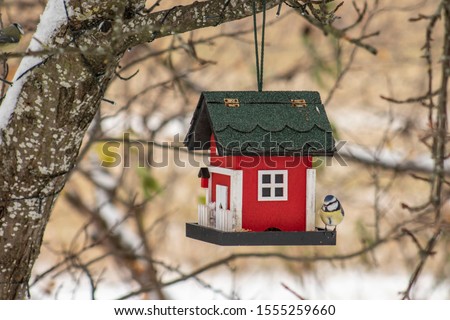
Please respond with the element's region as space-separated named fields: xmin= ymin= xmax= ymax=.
xmin=185 ymin=91 xmax=335 ymax=156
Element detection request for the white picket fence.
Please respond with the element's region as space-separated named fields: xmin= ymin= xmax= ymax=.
xmin=198 ymin=203 xmax=237 ymax=232
xmin=198 ymin=204 xmax=214 ymax=227
xmin=216 ymin=208 xmax=234 ymax=231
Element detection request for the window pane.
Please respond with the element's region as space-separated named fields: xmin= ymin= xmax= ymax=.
xmin=262 ymin=188 xmax=271 ymax=197
xmin=275 ymin=187 xmax=284 ymax=197
xmin=275 ymin=174 xmax=284 ymax=183
xmin=262 ymin=174 xmax=271 ymax=184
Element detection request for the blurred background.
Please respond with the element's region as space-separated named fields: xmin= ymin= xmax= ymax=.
xmin=2 ymin=0 xmax=449 ymax=299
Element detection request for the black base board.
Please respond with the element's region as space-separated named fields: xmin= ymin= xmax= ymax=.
xmin=186 ymin=223 xmax=336 ymax=246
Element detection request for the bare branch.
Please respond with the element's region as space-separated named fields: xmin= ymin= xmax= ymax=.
xmin=281 ymin=282 xmax=307 ymax=300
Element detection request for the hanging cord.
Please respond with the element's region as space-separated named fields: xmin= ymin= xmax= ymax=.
xmin=252 ymin=0 xmax=267 ymax=92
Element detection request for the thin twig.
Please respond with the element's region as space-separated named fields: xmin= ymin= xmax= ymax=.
xmin=281 ymin=282 xmax=307 ymax=300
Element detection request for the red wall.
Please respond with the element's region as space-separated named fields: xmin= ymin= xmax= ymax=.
xmin=239 ymin=158 xmax=310 ymax=232
xmin=209 ymin=135 xmax=310 ymax=170
xmin=209 ymin=135 xmax=312 ymax=232
xmin=211 ymin=173 xmax=230 ymax=210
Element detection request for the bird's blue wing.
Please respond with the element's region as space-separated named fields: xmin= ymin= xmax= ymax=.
xmin=0 ymin=34 xmax=18 ymax=43
xmin=341 ymin=207 xmax=345 ymax=216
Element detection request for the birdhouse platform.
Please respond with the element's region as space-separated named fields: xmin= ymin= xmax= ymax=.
xmin=184 ymin=91 xmax=337 ymax=246
xmin=186 ymin=223 xmax=336 ymax=246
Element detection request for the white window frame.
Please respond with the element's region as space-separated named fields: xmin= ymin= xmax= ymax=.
xmin=258 ymin=170 xmax=288 ymax=201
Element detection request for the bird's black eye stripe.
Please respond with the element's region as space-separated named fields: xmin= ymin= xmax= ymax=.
xmin=326 ymin=199 xmax=338 ymax=207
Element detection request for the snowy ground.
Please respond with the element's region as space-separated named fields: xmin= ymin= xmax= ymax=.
xmin=31 ymin=267 xmax=450 ymax=300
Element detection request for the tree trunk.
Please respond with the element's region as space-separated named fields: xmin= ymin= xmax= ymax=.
xmin=0 ymin=0 xmax=278 ymax=299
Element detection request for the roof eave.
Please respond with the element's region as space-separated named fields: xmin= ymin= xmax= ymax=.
xmin=219 ymin=150 xmax=336 ymax=157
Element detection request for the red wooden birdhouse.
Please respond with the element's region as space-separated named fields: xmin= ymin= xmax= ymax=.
xmin=184 ymin=91 xmax=336 ymax=246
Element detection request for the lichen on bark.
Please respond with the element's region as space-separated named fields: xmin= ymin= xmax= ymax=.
xmin=0 ymin=0 xmax=278 ymax=299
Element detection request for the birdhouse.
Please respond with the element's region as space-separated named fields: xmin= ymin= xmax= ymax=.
xmin=184 ymin=91 xmax=336 ymax=246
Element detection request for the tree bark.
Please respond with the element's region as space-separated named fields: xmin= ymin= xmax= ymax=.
xmin=0 ymin=0 xmax=278 ymax=299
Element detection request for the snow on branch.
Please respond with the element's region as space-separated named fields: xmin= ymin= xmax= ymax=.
xmin=339 ymin=143 xmax=450 ymax=174
xmin=0 ymin=0 xmax=67 ymax=144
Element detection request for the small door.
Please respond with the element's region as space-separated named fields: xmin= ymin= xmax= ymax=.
xmin=216 ymin=185 xmax=228 ymax=211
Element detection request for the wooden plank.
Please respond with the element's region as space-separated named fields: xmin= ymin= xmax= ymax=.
xmin=186 ymin=223 xmax=336 ymax=246
xmin=306 ymin=169 xmax=316 ymax=231
xmin=230 ymin=170 xmax=243 ymax=230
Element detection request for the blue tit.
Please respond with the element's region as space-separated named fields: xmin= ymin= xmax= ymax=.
xmin=319 ymin=195 xmax=344 ymax=231
xmin=0 ymin=23 xmax=24 ymax=52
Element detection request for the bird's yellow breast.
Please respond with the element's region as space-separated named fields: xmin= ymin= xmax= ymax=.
xmin=319 ymin=208 xmax=344 ymax=226
xmin=0 ymin=42 xmax=19 ymax=52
